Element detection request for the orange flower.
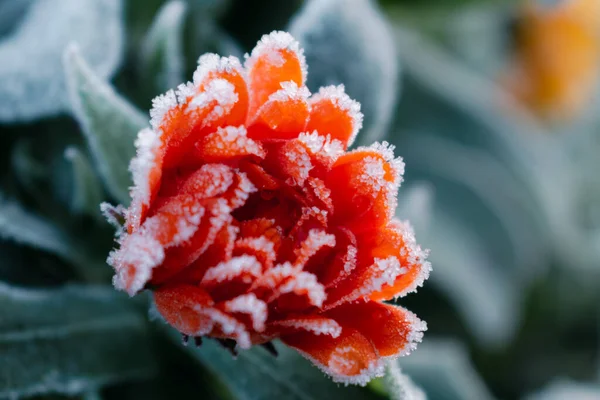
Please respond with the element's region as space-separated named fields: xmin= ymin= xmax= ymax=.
xmin=105 ymin=31 xmax=430 ymax=385
xmin=506 ymin=0 xmax=600 ymax=119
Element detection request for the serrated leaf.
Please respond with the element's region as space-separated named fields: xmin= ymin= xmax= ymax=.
xmin=289 ymin=0 xmax=399 ymax=145
xmin=399 ymin=339 xmax=495 ymax=400
xmin=64 ymin=45 xmax=148 ymax=204
xmin=140 ymin=0 xmax=187 ymax=94
xmin=177 ymin=334 xmax=376 ymax=400
xmin=64 ymin=147 xmax=104 ymax=218
xmin=0 ymin=0 xmax=124 ymax=122
xmin=0 ymin=284 xmax=157 ymax=398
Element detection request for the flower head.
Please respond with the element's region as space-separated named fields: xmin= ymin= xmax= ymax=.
xmin=505 ymin=0 xmax=600 ymax=119
xmin=105 ymin=31 xmax=430 ymax=385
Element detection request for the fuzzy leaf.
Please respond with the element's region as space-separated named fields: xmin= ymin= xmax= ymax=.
xmin=0 ymin=199 xmax=81 ymax=266
xmin=526 ymin=380 xmax=600 ymax=400
xmin=0 ymin=0 xmax=124 ymax=122
xmin=0 ymin=284 xmax=157 ymax=398
xmin=399 ymin=340 xmax=495 ymax=400
xmin=64 ymin=147 xmax=104 ymax=218
xmin=179 ymin=336 xmax=375 ymax=400
xmin=140 ymin=0 xmax=187 ymax=94
xmin=289 ymin=0 xmax=399 ymax=145
xmin=383 ymin=361 xmax=427 ymax=400
xmin=64 ymin=45 xmax=148 ymax=204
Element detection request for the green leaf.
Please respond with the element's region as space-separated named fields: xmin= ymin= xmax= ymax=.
xmin=382 ymin=361 xmax=426 ymax=400
xmin=289 ymin=0 xmax=399 ymax=145
xmin=0 ymin=0 xmax=124 ymax=122
xmin=525 ymin=380 xmax=600 ymax=400
xmin=64 ymin=45 xmax=148 ymax=204
xmin=178 ymin=335 xmax=378 ymax=400
xmin=399 ymin=339 xmax=495 ymax=400
xmin=0 ymin=199 xmax=81 ymax=267
xmin=64 ymin=147 xmax=105 ymax=218
xmin=140 ymin=0 xmax=187 ymax=94
xmin=0 ymin=284 xmax=157 ymax=398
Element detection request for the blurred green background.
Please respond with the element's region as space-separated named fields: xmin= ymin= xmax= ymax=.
xmin=0 ymin=0 xmax=599 ymax=399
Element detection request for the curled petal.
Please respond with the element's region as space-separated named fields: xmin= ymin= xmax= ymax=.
xmin=282 ymin=328 xmax=384 ymax=386
xmin=245 ymin=31 xmax=307 ymax=119
xmin=269 ymin=315 xmax=342 ymax=338
xmin=325 ymin=301 xmax=426 ymax=358
xmin=306 ymin=85 xmax=363 ymax=149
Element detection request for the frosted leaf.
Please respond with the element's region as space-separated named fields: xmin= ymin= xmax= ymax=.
xmin=100 ymin=202 xmax=126 ymax=236
xmin=310 ymin=85 xmax=364 ymax=146
xmin=271 ymin=317 xmax=342 ymax=338
xmin=383 ymin=361 xmax=427 ymax=400
xmin=223 ymin=294 xmax=268 ymax=332
xmin=289 ymin=0 xmax=398 ymax=145
xmin=294 ymin=229 xmax=336 ymax=267
xmin=201 ymin=255 xmax=262 ymax=285
xmin=294 ymin=347 xmax=385 ymax=387
xmin=193 ymin=53 xmax=244 ymax=86
xmin=0 ymin=0 xmax=124 ymax=122
xmin=64 ymin=147 xmax=104 ymax=218
xmin=526 ymin=380 xmax=600 ymax=400
xmin=65 ymin=45 xmax=147 ymax=204
xmin=188 ymin=78 xmax=239 ymax=124
xmin=140 ymin=0 xmax=187 ymax=93
xmin=245 ymin=31 xmax=307 ymax=83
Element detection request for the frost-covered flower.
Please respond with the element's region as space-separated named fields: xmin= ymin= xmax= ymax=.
xmin=505 ymin=0 xmax=600 ymax=119
xmin=104 ymin=31 xmax=430 ymax=385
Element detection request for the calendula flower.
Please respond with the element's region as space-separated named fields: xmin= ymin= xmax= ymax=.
xmin=104 ymin=31 xmax=430 ymax=385
xmin=506 ymin=0 xmax=600 ymax=119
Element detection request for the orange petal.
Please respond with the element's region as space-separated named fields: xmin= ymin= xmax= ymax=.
xmin=247 ymin=82 xmax=310 ymax=140
xmin=306 ymin=85 xmax=363 ymax=149
xmin=154 ymin=284 xmax=215 ymax=336
xmin=282 ymin=328 xmax=384 ymax=385
xmin=366 ymin=220 xmax=431 ymax=301
xmin=269 ymin=315 xmax=341 ymax=337
xmin=326 ymin=142 xmax=404 ymax=232
xmin=325 ymin=301 xmax=426 ymax=358
xmin=193 ymin=126 xmax=265 ymax=164
xmin=245 ymin=31 xmax=307 ymax=120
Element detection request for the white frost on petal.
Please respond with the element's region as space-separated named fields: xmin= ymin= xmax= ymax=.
xmin=272 ymin=264 xmax=327 ymax=307
xmin=201 ymin=307 xmax=251 ymax=349
xmin=272 ymin=317 xmax=342 ymax=338
xmin=188 ymin=78 xmax=238 ymax=124
xmin=208 ymin=125 xmax=266 ymax=159
xmin=235 ymin=236 xmax=276 ymax=268
xmin=150 ymin=89 xmax=177 ymax=130
xmin=310 ymin=84 xmax=363 ymax=146
xmin=175 ymin=81 xmax=196 ymax=103
xmin=100 ymin=202 xmax=126 ymax=236
xmin=109 ymin=233 xmax=165 ymax=296
xmin=223 ymin=293 xmax=268 ymax=332
xmin=294 ymin=229 xmax=336 ymax=267
xmin=147 ymin=198 xmax=205 ymax=246
xmin=367 ymin=141 xmax=405 ymax=187
xmin=283 ymin=140 xmax=313 ymax=186
xmin=193 ymin=53 xmax=244 ymax=86
xmin=298 ymin=131 xmax=345 ymax=162
xmin=182 ymin=164 xmax=235 ymax=198
xmin=358 ymin=156 xmax=387 ymax=196
xmin=269 ymin=81 xmax=311 ymax=103
xmin=245 ymin=31 xmax=307 ymax=83
xmin=201 ymin=255 xmax=262 ymax=285
xmin=395 ymin=309 xmax=427 ymax=358
xmin=128 ymin=127 xmax=162 ymax=228
xmin=230 ymin=171 xmax=257 ymax=209
xmin=294 ymin=347 xmax=385 ymax=387
xmin=390 ymin=219 xmax=432 ymax=298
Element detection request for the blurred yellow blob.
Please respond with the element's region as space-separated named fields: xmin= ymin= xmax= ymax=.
xmin=507 ymin=0 xmax=600 ymax=120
